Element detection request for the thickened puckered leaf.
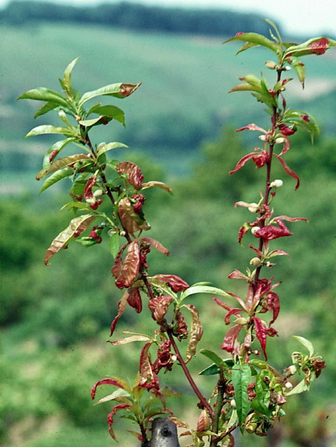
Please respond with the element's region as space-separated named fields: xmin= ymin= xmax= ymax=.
xmin=140 ymin=237 xmax=170 ymax=256
xmin=42 ymin=138 xmax=76 ymax=170
xmin=221 ymin=324 xmax=242 ymax=353
xmin=141 ymin=181 xmax=173 ymax=194
xmin=232 ymin=364 xmax=252 ymax=430
xmin=224 ymin=32 xmax=280 ymax=55
xmin=79 ymin=82 xmax=141 ymax=105
xmin=273 ymin=154 xmax=300 ymax=189
xmin=148 ymin=295 xmax=174 ymax=322
xmin=118 ymin=198 xmax=150 ymax=234
xmin=139 ymin=341 xmax=155 ymax=384
xmin=184 ymin=304 xmax=203 ymax=363
xmin=108 ymin=334 xmax=151 ymax=346
xmin=36 ymin=153 xmax=91 ymax=180
xmin=153 ymin=274 xmax=189 ymax=293
xmin=116 ymin=161 xmax=144 ymax=189
xmin=114 ymin=241 xmax=140 ymax=289
xmin=44 ymin=214 xmax=97 ymax=265
xmin=253 ymin=317 xmax=277 ymax=359
xmin=107 ymin=404 xmax=132 ymax=440
xmin=285 ymin=37 xmax=336 ymax=58
xmin=17 ymin=87 xmax=70 ymax=109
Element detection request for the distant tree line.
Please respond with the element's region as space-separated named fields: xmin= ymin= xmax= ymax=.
xmin=0 ymin=0 xmax=279 ymax=37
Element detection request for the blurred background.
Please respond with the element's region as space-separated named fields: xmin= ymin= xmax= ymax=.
xmin=1 ymin=1 xmax=336 ymax=446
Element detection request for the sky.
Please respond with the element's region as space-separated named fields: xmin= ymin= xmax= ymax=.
xmin=1 ymin=0 xmax=336 ymax=37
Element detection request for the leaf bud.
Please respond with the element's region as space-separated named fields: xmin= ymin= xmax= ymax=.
xmin=247 ymin=203 xmax=259 ymax=213
xmin=288 ymin=364 xmax=297 ymax=375
xmin=270 ymin=179 xmax=283 ymax=188
xmin=93 ymin=189 xmax=103 ymax=197
xmin=275 ymin=137 xmax=285 ymax=144
xmin=235 ymin=317 xmax=249 ymax=325
xmin=250 ymin=257 xmax=261 ymax=267
xmin=265 ymin=61 xmax=277 ymax=70
xmin=258 ymin=135 xmax=268 ymax=141
xmin=251 ymin=226 xmax=260 ymax=235
xmin=283 ymin=65 xmax=291 ymax=71
xmin=285 ymin=381 xmax=293 ymax=390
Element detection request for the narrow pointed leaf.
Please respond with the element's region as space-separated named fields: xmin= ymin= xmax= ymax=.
xmin=36 ymin=154 xmax=91 ymax=180
xmin=34 ymin=101 xmax=59 ymax=118
xmin=292 ymin=335 xmax=314 ymax=357
xmin=39 ymin=167 xmax=73 ymax=195
xmin=181 ymin=285 xmax=230 ymax=301
xmin=109 ymin=232 xmax=120 ymax=259
xmin=88 ymin=105 xmax=125 ymax=125
xmin=200 ymin=349 xmax=224 ymax=367
xmin=97 ymin=142 xmax=128 ymax=158
xmin=17 ymin=87 xmax=70 ymax=109
xmin=25 ymin=125 xmax=77 ymax=138
xmin=79 ymin=82 xmax=141 ymax=105
xmin=63 ymin=57 xmax=80 ymax=92
xmin=141 ymin=181 xmax=173 ymax=194
xmin=224 ymin=32 xmax=280 ymax=54
xmin=140 ymin=237 xmax=170 ymax=256
xmin=44 ymin=214 xmax=97 ymax=265
xmin=232 ymin=364 xmax=251 ymax=429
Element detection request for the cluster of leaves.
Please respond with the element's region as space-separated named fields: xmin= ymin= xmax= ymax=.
xmin=20 ymin=22 xmax=335 ymax=447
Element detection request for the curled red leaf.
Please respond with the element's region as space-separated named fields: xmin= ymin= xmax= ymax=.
xmin=230 ymin=149 xmax=268 ymax=175
xmin=221 ymin=324 xmax=242 ymax=354
xmin=141 ymin=237 xmax=170 ymax=256
xmin=107 ymin=404 xmax=132 ymax=440
xmin=114 ymin=241 xmax=140 ymax=289
xmin=153 ymin=274 xmax=189 ymax=293
xmin=127 ymin=288 xmax=142 ymax=313
xmin=90 ymin=377 xmax=126 ymax=400
xmin=253 ymin=317 xmax=278 ymax=360
xmin=148 ymin=295 xmax=174 ymax=322
xmin=110 ymin=290 xmax=129 ymax=336
xmin=273 ymin=153 xmax=300 ymax=189
xmin=116 ymin=161 xmax=144 ymax=189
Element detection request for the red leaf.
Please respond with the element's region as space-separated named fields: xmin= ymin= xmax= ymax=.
xmin=127 ymin=288 xmax=142 ymax=313
xmin=110 ymin=290 xmax=128 ymax=336
xmin=236 ymin=123 xmax=267 ymax=133
xmin=253 ymin=317 xmax=277 ymax=360
xmin=84 ymin=174 xmax=97 ymax=201
xmin=228 ymin=269 xmax=249 ymax=281
xmin=224 ymin=308 xmax=245 ymax=325
xmin=118 ymin=197 xmax=150 ymax=234
xmin=116 ymin=161 xmax=144 ymax=189
xmin=148 ymin=295 xmax=174 ymax=322
xmin=111 ymin=243 xmax=128 ymax=279
xmin=107 ymin=404 xmax=132 ymax=440
xmin=90 ymin=378 xmax=126 ymax=400
xmin=308 ymin=37 xmax=329 ymax=55
xmin=114 ymin=241 xmax=140 ymax=289
xmin=273 ymin=154 xmax=300 ymax=190
xmin=153 ymin=274 xmax=189 ymax=292
xmin=140 ymin=237 xmax=170 ymax=256
xmin=230 ymin=149 xmax=268 ymax=175
xmin=254 ymin=223 xmax=292 ymax=241
xmin=221 ymin=324 xmax=242 ymax=354
xmin=278 ymin=124 xmax=296 ymax=136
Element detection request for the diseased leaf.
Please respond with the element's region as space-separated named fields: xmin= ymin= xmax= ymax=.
xmin=107 ymin=404 xmax=132 ymax=440
xmin=118 ymin=197 xmax=150 ymax=234
xmin=154 ymin=274 xmax=189 ymax=293
xmin=148 ymin=295 xmax=174 ymax=322
xmin=93 ymin=388 xmax=132 ymax=406
xmin=139 ymin=341 xmax=154 ymax=384
xmin=140 ymin=237 xmax=170 ymax=256
xmin=36 ymin=154 xmax=91 ymax=180
xmin=39 ymin=167 xmax=73 ymax=195
xmin=116 ymin=161 xmax=144 ymax=189
xmin=79 ymin=82 xmax=141 ymax=105
xmin=108 ymin=335 xmax=151 ymax=345
xmin=88 ymin=105 xmax=126 ymax=126
xmin=184 ymin=304 xmax=203 ymax=363
xmin=141 ymin=181 xmax=173 ymax=194
xmin=114 ymin=241 xmax=140 ymax=289
xmin=285 ymin=37 xmax=336 ymax=58
xmin=232 ymin=364 xmax=251 ymax=429
xmin=110 ymin=290 xmax=129 ymax=336
xmin=44 ymin=214 xmax=97 ymax=265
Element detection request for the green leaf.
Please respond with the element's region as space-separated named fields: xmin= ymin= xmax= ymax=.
xmin=63 ymin=57 xmax=80 ymax=92
xmin=109 ymin=232 xmax=120 ymax=259
xmin=251 ymin=370 xmax=271 ymax=416
xmin=34 ymin=101 xmax=59 ymax=118
xmin=17 ymin=87 xmax=70 ymax=109
xmin=287 ymin=56 xmax=306 ymax=87
xmin=200 ymin=349 xmax=225 ymax=367
xmin=285 ymin=378 xmax=310 ymax=396
xmin=224 ymin=32 xmax=280 ymax=55
xmin=198 ymin=364 xmax=220 ymax=376
xmin=94 ymin=388 xmax=132 ymax=406
xmin=36 ymin=153 xmax=91 ymax=180
xmin=87 ymin=104 xmax=126 ymax=126
xmin=232 ymin=364 xmax=251 ymax=430
xmin=42 ymin=138 xmax=76 ymax=170
xmin=79 ymin=82 xmax=141 ymax=106
xmin=180 ymin=284 xmax=230 ymax=301
xmin=39 ymin=167 xmax=73 ymax=195
xmin=292 ymin=335 xmax=314 ymax=357
xmin=25 ymin=124 xmax=79 ymax=139
xmin=44 ymin=214 xmax=97 ymax=265
xmin=96 ymin=142 xmax=128 ymax=158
